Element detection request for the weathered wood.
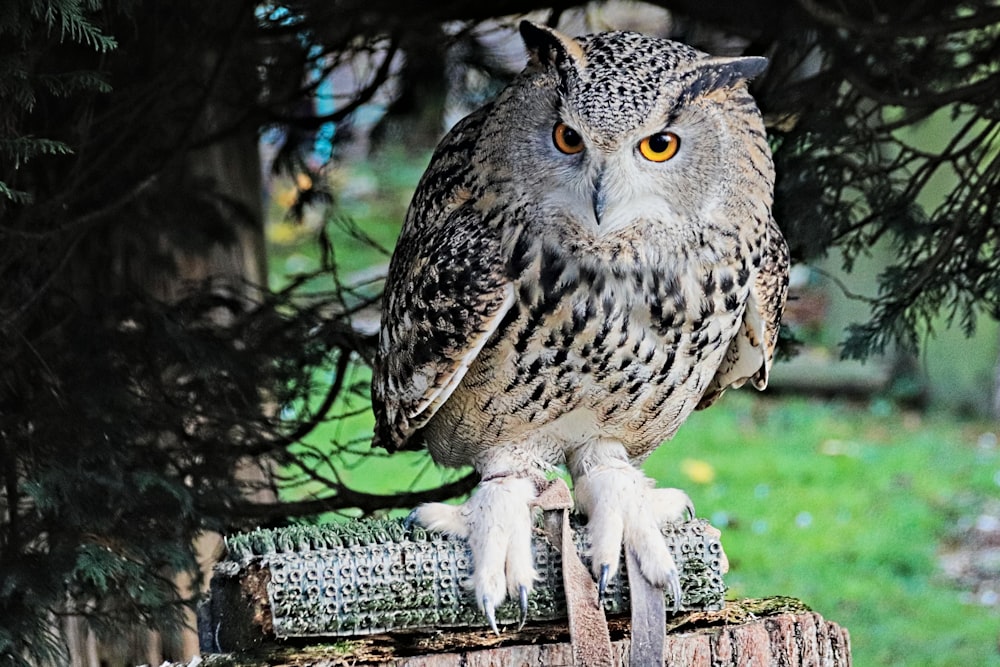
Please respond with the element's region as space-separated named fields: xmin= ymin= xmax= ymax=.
xmin=196 ymin=598 xmax=851 ymax=667
xmin=365 ymin=612 xmax=850 ymax=667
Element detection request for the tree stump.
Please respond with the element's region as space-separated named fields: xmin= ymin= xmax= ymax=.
xmin=196 ymin=599 xmax=850 ymax=666
xmin=198 ymin=521 xmax=851 ymax=665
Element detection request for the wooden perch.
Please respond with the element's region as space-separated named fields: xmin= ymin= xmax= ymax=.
xmin=198 ymin=519 xmax=851 ymax=665
xmin=195 ymin=598 xmax=850 ymax=666
xmin=201 ymin=517 xmax=725 ymax=649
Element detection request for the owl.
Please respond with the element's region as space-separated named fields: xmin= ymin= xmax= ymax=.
xmin=372 ymin=21 xmax=789 ymax=630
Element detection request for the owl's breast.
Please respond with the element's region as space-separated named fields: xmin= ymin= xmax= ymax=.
xmin=420 ymin=226 xmax=753 ymax=466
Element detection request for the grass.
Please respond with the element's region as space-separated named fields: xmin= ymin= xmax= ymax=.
xmin=265 ymin=149 xmax=423 ymax=290
xmin=266 ymin=156 xmax=1000 ymax=666
xmin=647 ymin=393 xmax=1000 ymax=666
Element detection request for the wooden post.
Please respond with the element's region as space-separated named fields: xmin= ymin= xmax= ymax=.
xmin=198 ymin=521 xmax=851 ymax=666
xmin=195 ymin=599 xmax=850 ymax=666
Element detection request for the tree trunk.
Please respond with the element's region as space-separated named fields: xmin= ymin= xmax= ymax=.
xmin=56 ymin=7 xmax=271 ymax=663
xmin=58 ymin=126 xmax=270 ymax=667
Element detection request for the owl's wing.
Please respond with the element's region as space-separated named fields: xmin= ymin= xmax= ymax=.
xmin=372 ymin=201 xmax=515 ymax=451
xmin=698 ymin=216 xmax=789 ymax=409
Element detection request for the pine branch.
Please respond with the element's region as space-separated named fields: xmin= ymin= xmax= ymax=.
xmin=0 ymin=180 xmax=33 ymax=204
xmin=40 ymin=0 xmax=117 ymax=52
xmin=0 ymin=136 xmax=74 ymax=167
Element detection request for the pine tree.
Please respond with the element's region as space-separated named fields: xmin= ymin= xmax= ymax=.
xmin=0 ymin=1 xmax=278 ymax=662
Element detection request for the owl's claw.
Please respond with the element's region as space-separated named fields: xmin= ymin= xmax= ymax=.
xmin=481 ymin=585 xmax=529 ymax=634
xmin=597 ymin=562 xmax=611 ymax=603
xmin=402 ymin=508 xmax=419 ymax=531
xmin=667 ymin=566 xmax=682 ymax=612
xmin=483 ymin=596 xmax=499 ymax=635
xmin=684 ymin=498 xmax=696 ymax=521
xmin=573 ymin=457 xmax=694 ymax=610
xmin=409 ymin=475 xmax=539 ymax=633
xmin=517 ymin=584 xmax=529 ymax=630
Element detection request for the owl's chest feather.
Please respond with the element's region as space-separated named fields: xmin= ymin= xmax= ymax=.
xmin=435 ymin=228 xmax=750 ymax=457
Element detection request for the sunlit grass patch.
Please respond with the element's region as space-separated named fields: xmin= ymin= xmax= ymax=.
xmin=644 ymin=393 xmax=1000 ymax=667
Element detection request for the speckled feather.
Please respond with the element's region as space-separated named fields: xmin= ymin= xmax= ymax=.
xmin=371 ymin=25 xmax=789 ymax=471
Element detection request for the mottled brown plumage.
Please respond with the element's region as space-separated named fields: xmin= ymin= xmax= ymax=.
xmin=372 ymin=20 xmax=789 ymax=625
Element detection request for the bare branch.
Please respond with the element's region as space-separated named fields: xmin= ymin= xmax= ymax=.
xmin=223 ymin=472 xmax=479 ymax=520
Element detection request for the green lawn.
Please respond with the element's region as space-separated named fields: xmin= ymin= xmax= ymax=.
xmin=648 ymin=394 xmax=999 ymax=666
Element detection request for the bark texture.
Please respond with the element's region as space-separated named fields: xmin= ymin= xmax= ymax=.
xmin=197 ymin=599 xmax=851 ymax=666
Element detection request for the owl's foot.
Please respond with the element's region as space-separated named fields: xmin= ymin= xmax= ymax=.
xmin=572 ymin=457 xmax=693 ymax=610
xmin=409 ymin=474 xmax=539 ymax=633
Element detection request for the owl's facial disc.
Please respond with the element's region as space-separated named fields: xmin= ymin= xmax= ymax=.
xmin=582 ymin=130 xmax=684 ymax=235
xmin=544 ymin=115 xmax=690 ymax=236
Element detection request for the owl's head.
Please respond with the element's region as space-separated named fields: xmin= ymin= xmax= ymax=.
xmin=490 ymin=21 xmax=773 ymax=238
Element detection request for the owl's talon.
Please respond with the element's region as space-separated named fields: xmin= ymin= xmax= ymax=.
xmin=483 ymin=596 xmax=499 ymax=635
xmin=597 ymin=562 xmax=611 ymax=603
xmin=667 ymin=567 xmax=682 ymax=612
xmin=402 ymin=509 xmax=419 ymax=531
xmin=412 ymin=476 xmax=538 ymax=631
xmin=573 ymin=455 xmax=694 ymax=608
xmin=517 ymin=584 xmax=529 ymax=630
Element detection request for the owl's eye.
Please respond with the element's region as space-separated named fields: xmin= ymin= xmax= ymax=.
xmin=553 ymin=122 xmax=585 ymax=155
xmin=638 ymin=132 xmax=680 ymax=162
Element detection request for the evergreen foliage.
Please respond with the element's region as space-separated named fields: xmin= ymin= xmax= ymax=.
xmin=0 ymin=0 xmax=998 ymax=661
xmin=760 ymin=1 xmax=1000 ymax=356
xmin=0 ymin=0 xmax=114 ymax=205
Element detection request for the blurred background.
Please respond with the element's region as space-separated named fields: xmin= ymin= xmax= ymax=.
xmin=2 ymin=1 xmax=999 ymax=665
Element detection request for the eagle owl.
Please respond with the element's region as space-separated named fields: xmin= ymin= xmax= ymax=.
xmin=372 ymin=21 xmax=789 ymax=627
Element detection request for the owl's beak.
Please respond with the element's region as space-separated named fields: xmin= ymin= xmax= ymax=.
xmin=591 ymin=170 xmax=608 ymax=225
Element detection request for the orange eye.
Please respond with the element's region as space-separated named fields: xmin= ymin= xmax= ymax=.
xmin=638 ymin=132 xmax=680 ymax=162
xmin=553 ymin=122 xmax=585 ymax=155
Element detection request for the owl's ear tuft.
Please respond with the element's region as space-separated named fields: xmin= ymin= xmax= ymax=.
xmin=683 ymin=56 xmax=768 ymax=99
xmin=519 ymin=21 xmax=586 ymax=73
